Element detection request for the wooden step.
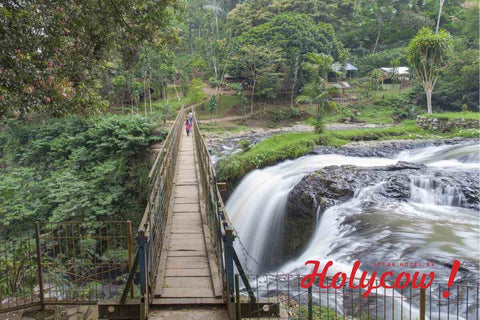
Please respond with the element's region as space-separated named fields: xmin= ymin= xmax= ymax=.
xmin=165 ymin=268 xmax=211 ymax=277
xmin=164 ymin=276 xmax=211 ymax=288
xmin=151 ymin=297 xmax=224 ymax=306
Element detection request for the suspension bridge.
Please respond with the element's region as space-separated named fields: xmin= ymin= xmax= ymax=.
xmin=0 ymin=107 xmax=478 ymax=320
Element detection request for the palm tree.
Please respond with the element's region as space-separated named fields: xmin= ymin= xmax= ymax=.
xmin=203 ymin=1 xmax=223 ymax=40
xmin=296 ymin=53 xmax=338 ymax=133
xmin=296 ymin=82 xmax=338 ymax=134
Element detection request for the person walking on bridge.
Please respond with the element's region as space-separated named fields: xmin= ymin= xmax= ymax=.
xmin=185 ymin=119 xmax=192 ymax=137
xmin=188 ymin=111 xmax=193 ymax=125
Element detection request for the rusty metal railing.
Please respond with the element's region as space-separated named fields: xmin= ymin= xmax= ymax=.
xmin=0 ymin=221 xmax=134 ymax=313
xmin=234 ymin=274 xmax=480 ymax=320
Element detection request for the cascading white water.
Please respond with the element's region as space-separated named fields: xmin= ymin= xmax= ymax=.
xmin=226 ymin=143 xmax=480 ymax=276
xmin=226 ymin=155 xmax=396 ymax=273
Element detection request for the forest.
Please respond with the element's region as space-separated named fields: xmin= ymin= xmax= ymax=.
xmin=0 ymin=0 xmax=479 ymax=225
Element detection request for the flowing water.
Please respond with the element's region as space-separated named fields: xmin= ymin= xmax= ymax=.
xmin=225 ymin=142 xmax=480 ymax=318
xmin=227 ymin=142 xmax=479 ymax=276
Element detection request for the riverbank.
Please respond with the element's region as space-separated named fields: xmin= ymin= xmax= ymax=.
xmin=213 ymin=120 xmax=479 ymax=183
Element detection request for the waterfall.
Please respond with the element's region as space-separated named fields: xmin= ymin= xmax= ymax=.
xmin=226 ymin=155 xmax=396 ymax=273
xmin=225 ymin=143 xmax=480 ymax=276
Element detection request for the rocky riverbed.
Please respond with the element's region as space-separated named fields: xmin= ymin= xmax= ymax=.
xmin=285 ymin=160 xmax=480 ymax=259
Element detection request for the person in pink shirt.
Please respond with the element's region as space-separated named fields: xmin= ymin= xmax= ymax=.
xmin=185 ymin=120 xmax=192 ymax=136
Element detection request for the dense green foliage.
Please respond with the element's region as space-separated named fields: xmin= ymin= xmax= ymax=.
xmin=0 ymin=0 xmax=181 ymax=119
xmin=176 ymin=0 xmax=478 ymax=112
xmin=0 ymin=116 xmax=164 ymax=226
xmin=415 ymin=49 xmax=479 ymax=111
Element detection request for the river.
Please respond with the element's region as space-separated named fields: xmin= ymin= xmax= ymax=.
xmin=225 ymin=141 xmax=479 ymax=281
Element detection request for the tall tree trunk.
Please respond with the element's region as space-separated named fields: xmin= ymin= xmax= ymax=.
xmin=426 ymin=89 xmax=433 ymax=114
xmin=130 ymin=90 xmax=134 ymax=114
xmin=250 ymin=79 xmax=256 ymax=115
xmin=173 ymin=77 xmax=181 ymax=102
xmin=436 ymin=0 xmax=446 ymax=33
xmin=290 ymin=86 xmax=295 ymax=108
xmin=372 ymin=28 xmax=381 ymax=53
xmin=215 ymin=14 xmax=219 ymax=40
xmin=212 ymin=54 xmax=218 ymax=80
xmin=188 ymin=25 xmax=194 ymax=54
xmin=143 ymin=79 xmax=147 ymax=116
xmin=148 ymin=79 xmax=152 ymax=113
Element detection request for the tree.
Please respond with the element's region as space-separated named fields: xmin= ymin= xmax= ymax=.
xmin=295 ymin=53 xmax=337 ymax=133
xmin=230 ymin=45 xmax=284 ymax=114
xmin=0 ymin=0 xmax=180 ymax=119
xmin=407 ymin=27 xmax=451 ymax=114
xmin=111 ymin=75 xmax=127 ymax=114
xmin=436 ymin=0 xmax=446 ymax=33
xmin=208 ymin=95 xmax=218 ymax=122
xmin=365 ymin=69 xmax=383 ymax=97
xmin=233 ymin=13 xmax=344 ymax=99
xmin=390 ymin=59 xmax=400 ymax=87
xmin=203 ymin=0 xmax=224 ymax=40
xmin=230 ymin=83 xmax=248 ymax=116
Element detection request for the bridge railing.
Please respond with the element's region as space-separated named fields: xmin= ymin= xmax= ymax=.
xmin=135 ymin=107 xmax=186 ymax=317
xmin=192 ymin=107 xmax=238 ymax=317
xmin=233 ymin=274 xmax=479 ymax=320
xmin=0 ymin=222 xmax=135 ymax=314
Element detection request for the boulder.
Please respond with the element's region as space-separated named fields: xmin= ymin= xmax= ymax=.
xmin=283 ymin=162 xmax=480 ymax=258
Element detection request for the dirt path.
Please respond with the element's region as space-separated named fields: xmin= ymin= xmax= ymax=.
xmin=198 ymin=115 xmax=247 ymax=124
xmin=201 ymin=87 xmax=235 ymax=95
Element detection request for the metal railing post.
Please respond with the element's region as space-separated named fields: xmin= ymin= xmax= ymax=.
xmin=138 ymin=230 xmax=148 ymax=320
xmin=34 ymin=222 xmax=45 ymax=311
xmin=127 ymin=221 xmax=134 ymax=299
xmin=420 ymin=288 xmax=426 ymax=320
xmin=235 ymin=274 xmax=241 ymax=320
xmin=224 ymin=229 xmax=235 ymax=297
xmin=308 ymin=285 xmax=313 ymax=320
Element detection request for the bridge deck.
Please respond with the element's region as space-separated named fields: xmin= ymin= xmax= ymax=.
xmin=153 ymin=127 xmax=223 ymax=306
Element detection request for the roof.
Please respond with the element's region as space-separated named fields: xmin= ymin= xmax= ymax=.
xmin=333 ymin=62 xmax=358 ymax=72
xmin=328 ymin=82 xmax=351 ymax=89
xmin=380 ymin=67 xmax=410 ymax=75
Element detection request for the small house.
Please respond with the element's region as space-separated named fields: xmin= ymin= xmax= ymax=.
xmin=378 ymin=67 xmax=410 ymax=83
xmin=327 ymin=81 xmax=351 ymax=102
xmin=223 ymin=73 xmax=247 ymax=83
xmin=329 ymin=62 xmax=358 ymax=81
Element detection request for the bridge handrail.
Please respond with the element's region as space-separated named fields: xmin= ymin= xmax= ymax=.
xmin=191 ymin=107 xmax=238 ymax=317
xmin=140 ymin=108 xmax=185 ymax=230
xmin=136 ymin=107 xmax=186 ymax=315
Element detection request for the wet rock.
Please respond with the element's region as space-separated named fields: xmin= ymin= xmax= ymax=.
xmin=283 ymin=161 xmax=480 ymax=258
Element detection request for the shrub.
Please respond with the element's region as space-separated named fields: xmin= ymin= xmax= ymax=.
xmin=0 ymin=115 xmax=165 ymax=227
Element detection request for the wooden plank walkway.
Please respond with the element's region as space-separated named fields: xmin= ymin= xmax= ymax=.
xmin=153 ymin=127 xmax=223 ymax=306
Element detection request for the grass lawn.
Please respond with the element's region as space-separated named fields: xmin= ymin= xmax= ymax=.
xmin=420 ymin=111 xmax=480 ymax=120
xmin=200 ymin=122 xmax=248 ymax=133
xmin=321 ymin=103 xmax=398 ymax=124
xmin=217 ymin=132 xmax=318 ymax=182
